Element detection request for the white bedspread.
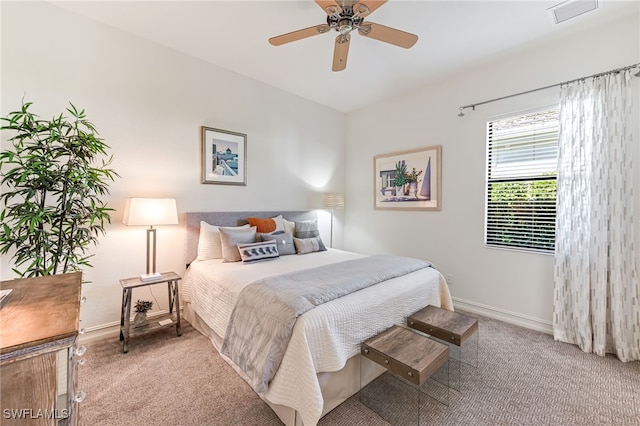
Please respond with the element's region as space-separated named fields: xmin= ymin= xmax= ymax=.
xmin=182 ymin=249 xmax=452 ymax=426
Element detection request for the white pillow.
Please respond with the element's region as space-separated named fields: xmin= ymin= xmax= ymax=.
xmin=271 ymin=215 xmax=286 ymax=232
xmin=196 ymin=222 xmax=250 ymax=260
xmin=282 ymin=218 xmax=296 ymax=235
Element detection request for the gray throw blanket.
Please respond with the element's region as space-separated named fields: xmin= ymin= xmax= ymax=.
xmin=221 ymin=255 xmax=433 ymax=393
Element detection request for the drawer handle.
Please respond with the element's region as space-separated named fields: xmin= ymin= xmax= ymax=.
xmin=407 ymin=372 xmax=413 ymax=377
xmin=451 ymin=336 xmax=455 ymax=340
xmin=73 ymin=345 xmax=87 ymax=357
xmin=363 ymin=349 xmax=369 ymax=354
xmin=429 ymin=328 xmax=434 ymax=332
xmin=409 ymin=321 xmax=415 ymax=325
xmin=384 ymin=359 xmax=389 ymax=364
xmin=73 ymin=391 xmax=86 ymax=403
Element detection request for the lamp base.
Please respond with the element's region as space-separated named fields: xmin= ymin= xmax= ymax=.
xmin=139 ymin=272 xmax=162 ymax=282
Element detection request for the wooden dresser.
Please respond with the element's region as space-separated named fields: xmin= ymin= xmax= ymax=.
xmin=1 ymin=272 xmax=84 ymax=426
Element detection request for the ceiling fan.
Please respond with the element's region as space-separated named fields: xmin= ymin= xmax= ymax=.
xmin=268 ymin=0 xmax=418 ymax=72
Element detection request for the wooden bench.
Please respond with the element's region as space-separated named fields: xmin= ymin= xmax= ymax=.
xmin=407 ymin=305 xmax=479 ymax=390
xmin=360 ymin=325 xmax=450 ymax=425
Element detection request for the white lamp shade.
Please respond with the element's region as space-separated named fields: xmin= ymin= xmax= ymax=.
xmin=319 ymin=192 xmax=344 ymax=209
xmin=122 ymin=198 xmax=178 ymax=226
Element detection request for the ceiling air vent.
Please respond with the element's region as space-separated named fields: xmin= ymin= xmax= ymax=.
xmin=548 ymin=0 xmax=600 ymax=24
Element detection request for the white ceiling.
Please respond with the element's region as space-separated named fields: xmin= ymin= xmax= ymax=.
xmin=51 ymin=0 xmax=638 ymax=112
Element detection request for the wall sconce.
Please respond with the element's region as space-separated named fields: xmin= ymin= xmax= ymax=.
xmin=122 ymin=198 xmax=178 ymax=281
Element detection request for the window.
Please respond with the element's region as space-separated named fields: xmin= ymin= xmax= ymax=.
xmin=485 ymin=108 xmax=559 ymax=252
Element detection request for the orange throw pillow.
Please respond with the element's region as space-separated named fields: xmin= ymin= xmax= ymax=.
xmin=247 ymin=217 xmax=277 ymax=233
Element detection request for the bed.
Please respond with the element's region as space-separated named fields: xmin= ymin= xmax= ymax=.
xmin=181 ymin=211 xmax=453 ymax=426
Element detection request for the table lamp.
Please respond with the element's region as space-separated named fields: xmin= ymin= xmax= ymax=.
xmin=122 ymin=198 xmax=178 ymax=281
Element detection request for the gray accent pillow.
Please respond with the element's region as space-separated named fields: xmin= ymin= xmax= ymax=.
xmin=293 ymin=236 xmax=327 ymax=254
xmin=237 ymin=240 xmax=279 ymax=263
xmin=294 ymin=220 xmax=319 ymax=239
xmin=219 ymin=226 xmax=257 ymax=262
xmin=260 ymin=231 xmax=296 ymax=256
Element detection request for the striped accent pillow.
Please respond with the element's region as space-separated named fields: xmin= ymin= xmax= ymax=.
xmin=237 ymin=240 xmax=280 ymax=263
xmin=293 ymin=236 xmax=327 ymax=254
xmin=294 ymin=220 xmax=319 ymax=239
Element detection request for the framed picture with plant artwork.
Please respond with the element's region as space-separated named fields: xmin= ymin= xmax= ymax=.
xmin=374 ymin=145 xmax=441 ymax=211
xmin=201 ymin=126 xmax=247 ymax=185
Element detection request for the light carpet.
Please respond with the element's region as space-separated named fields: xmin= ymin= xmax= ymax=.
xmin=78 ymin=313 xmax=640 ymax=425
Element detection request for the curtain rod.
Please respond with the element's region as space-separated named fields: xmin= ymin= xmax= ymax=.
xmin=457 ymin=62 xmax=640 ymax=116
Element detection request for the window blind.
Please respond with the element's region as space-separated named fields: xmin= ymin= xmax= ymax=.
xmin=485 ymin=109 xmax=559 ymax=252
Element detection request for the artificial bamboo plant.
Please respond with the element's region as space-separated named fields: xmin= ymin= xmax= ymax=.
xmin=0 ymin=100 xmax=118 ymax=277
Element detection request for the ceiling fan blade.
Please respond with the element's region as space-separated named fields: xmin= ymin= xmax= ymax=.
xmin=332 ymin=34 xmax=350 ymax=72
xmin=269 ymin=24 xmax=331 ymax=46
xmin=357 ymin=22 xmax=418 ymax=49
xmin=315 ymin=0 xmax=342 ymax=15
xmin=353 ymin=0 xmax=387 ymax=17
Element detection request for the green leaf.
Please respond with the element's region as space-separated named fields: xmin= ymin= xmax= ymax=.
xmin=0 ymin=99 xmax=118 ymax=277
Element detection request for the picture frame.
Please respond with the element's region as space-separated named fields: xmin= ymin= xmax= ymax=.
xmin=201 ymin=126 xmax=247 ymax=185
xmin=374 ymin=145 xmax=442 ymax=211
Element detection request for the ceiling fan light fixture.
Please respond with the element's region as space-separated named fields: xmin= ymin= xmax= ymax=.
xmin=338 ymin=19 xmax=353 ymax=35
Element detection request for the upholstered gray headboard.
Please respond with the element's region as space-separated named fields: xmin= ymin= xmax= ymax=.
xmin=184 ymin=210 xmax=317 ymax=265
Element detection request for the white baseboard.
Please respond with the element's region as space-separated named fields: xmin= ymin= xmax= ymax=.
xmin=80 ymin=301 xmax=553 ymax=344
xmin=78 ymin=309 xmax=175 ymax=344
xmin=452 ymin=297 xmax=553 ymax=335
xmin=79 ymin=324 xmax=120 ymax=344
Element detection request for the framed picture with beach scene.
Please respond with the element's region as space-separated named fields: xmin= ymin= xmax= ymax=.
xmin=201 ymin=126 xmax=247 ymax=185
xmin=374 ymin=145 xmax=441 ymax=211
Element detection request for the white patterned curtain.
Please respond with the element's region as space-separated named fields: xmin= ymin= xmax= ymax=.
xmin=553 ymin=69 xmax=640 ymax=362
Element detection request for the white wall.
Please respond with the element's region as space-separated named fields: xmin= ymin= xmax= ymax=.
xmin=1 ymin=2 xmax=346 ymax=331
xmin=344 ymin=11 xmax=640 ymax=332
